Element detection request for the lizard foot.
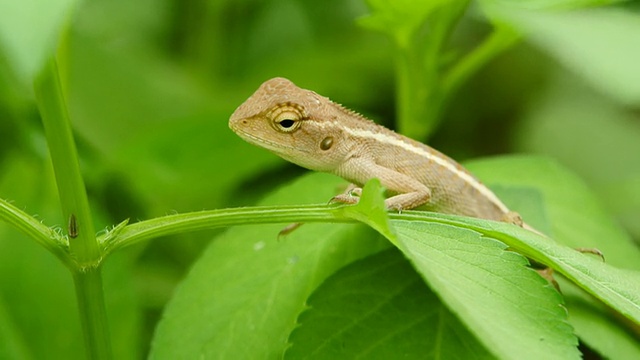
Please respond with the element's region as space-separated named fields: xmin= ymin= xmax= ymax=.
xmin=278 ymin=222 xmax=303 ymax=238
xmin=576 ymin=247 xmax=605 ymax=262
xmin=501 ymin=211 xmax=523 ymax=227
xmin=530 ymin=247 xmax=604 ymax=293
xmin=536 ymin=267 xmax=560 ymax=292
xmin=282 ymin=185 xmax=365 ymax=237
xmin=386 ymin=202 xmax=405 ymax=213
xmin=329 ymin=184 xmax=362 ymax=205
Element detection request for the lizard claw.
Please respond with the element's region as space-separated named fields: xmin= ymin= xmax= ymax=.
xmin=278 ymin=222 xmax=303 ymax=238
xmin=386 ymin=202 xmax=404 ymax=213
xmin=329 ymin=194 xmax=359 ymax=205
xmin=575 ymin=247 xmax=605 ymax=262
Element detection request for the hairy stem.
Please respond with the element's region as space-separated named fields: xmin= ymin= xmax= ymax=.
xmin=34 ymin=58 xmax=111 ymax=359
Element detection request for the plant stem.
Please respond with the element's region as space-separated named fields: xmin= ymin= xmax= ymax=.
xmin=419 ymin=0 xmax=471 ymax=136
xmin=73 ymin=268 xmax=112 ymax=360
xmin=392 ymin=0 xmax=517 ymax=142
xmin=442 ymin=27 xmax=518 ymax=106
xmin=395 ymin=46 xmax=425 ymax=140
xmin=104 ymin=204 xmax=352 ymax=255
xmin=0 ymin=198 xmax=71 ymax=266
xmin=394 ymin=1 xmax=471 ymax=141
xmin=34 ymin=58 xmax=112 ymax=358
xmin=35 ymin=59 xmax=99 ymax=264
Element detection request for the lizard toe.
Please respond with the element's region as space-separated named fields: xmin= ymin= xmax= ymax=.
xmin=329 ymin=194 xmax=360 ymax=205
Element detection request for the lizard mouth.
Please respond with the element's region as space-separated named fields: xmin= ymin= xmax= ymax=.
xmin=232 ymin=127 xmax=310 ymax=154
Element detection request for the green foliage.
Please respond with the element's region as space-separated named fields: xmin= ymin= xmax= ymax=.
xmin=359 ymin=0 xmax=453 ymax=47
xmin=0 ymin=0 xmax=639 ymax=359
xmin=484 ymin=3 xmax=640 ymax=105
xmin=149 ymin=174 xmax=391 ymax=359
xmin=0 ymin=0 xmax=78 ymax=85
xmin=285 ymin=248 xmax=494 ymax=359
xmin=391 ymin=220 xmax=579 ymax=360
xmin=360 ymin=0 xmax=518 ymax=140
xmin=152 ymin=161 xmax=640 ymax=359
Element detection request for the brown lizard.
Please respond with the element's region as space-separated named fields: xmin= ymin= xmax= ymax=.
xmin=229 ymin=77 xmax=605 ymax=287
xmin=229 ymin=77 xmax=529 ymax=229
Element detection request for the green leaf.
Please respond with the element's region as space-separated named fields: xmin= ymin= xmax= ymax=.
xmin=561 ymin=280 xmax=640 ymax=360
xmin=285 ymin=249 xmax=493 ymax=359
xmin=358 ymin=0 xmax=451 ymax=46
xmin=149 ymin=173 xmax=390 ymax=359
xmin=481 ymin=0 xmax=622 ymax=10
xmin=515 ymin=75 xmax=640 ymax=238
xmin=483 ymin=5 xmax=640 ymax=105
xmin=340 ymin=178 xmax=396 ymax=243
xmin=391 ymin=218 xmax=580 ymax=360
xmin=146 ymin=155 xmax=638 ymax=359
xmin=465 ymin=156 xmax=640 ymax=271
xmin=0 ymin=0 xmax=78 ymax=84
xmin=464 ymin=155 xmax=640 ymax=359
xmin=343 ymin=155 xmax=640 ymax=359
xmin=403 ymin=212 xmax=640 ymax=325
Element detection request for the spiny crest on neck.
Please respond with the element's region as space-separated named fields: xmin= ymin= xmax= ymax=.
xmin=328 ymin=98 xmax=382 ymax=129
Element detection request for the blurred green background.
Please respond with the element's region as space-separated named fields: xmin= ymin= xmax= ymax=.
xmin=0 ymin=0 xmax=638 ymax=358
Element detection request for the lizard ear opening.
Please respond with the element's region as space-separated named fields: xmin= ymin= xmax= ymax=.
xmin=320 ymin=136 xmax=333 ymax=150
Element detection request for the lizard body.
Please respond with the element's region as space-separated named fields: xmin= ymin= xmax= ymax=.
xmin=229 ymin=77 xmax=519 ymax=224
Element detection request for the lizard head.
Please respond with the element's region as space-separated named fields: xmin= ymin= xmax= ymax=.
xmin=229 ymin=77 xmax=353 ymax=172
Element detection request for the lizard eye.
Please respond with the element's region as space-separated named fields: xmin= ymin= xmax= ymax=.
xmin=278 ymin=118 xmax=296 ymax=129
xmin=274 ymin=114 xmax=301 ymax=132
xmin=270 ymin=104 xmax=304 ymax=133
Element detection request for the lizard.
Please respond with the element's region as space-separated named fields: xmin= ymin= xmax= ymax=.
xmin=229 ymin=77 xmax=530 ymax=229
xmin=228 ymin=77 xmax=605 ymax=287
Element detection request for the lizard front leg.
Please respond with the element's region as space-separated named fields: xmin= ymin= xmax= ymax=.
xmin=334 ymin=160 xmax=432 ymax=211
